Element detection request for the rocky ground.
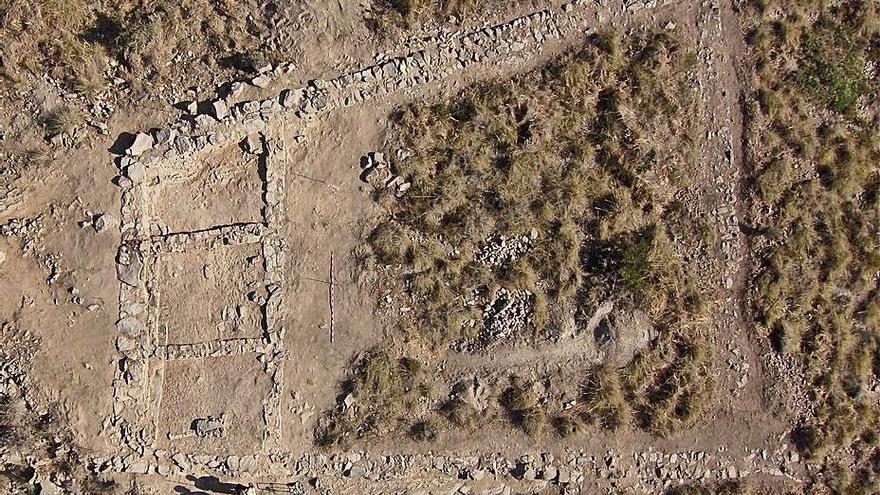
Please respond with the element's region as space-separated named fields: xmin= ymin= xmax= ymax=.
xmin=0 ymin=0 xmax=846 ymax=493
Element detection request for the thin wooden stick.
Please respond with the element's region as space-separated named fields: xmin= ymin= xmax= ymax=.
xmin=329 ymin=252 xmax=335 ymax=344
xmin=293 ymin=172 xmax=326 ymax=184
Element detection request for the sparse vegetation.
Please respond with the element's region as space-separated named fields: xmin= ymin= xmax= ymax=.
xmin=0 ymin=0 xmax=101 ymax=89
xmin=316 ymin=347 xmax=435 ymax=447
xmin=665 ymin=481 xmax=747 ymax=495
xmin=366 ymin=0 xmax=534 ymax=32
xmin=371 ymin=31 xmax=704 ymax=349
xmin=578 ymin=323 xmax=712 ymax=436
xmin=0 ymin=0 xmax=271 ymax=94
xmin=743 ymin=0 xmax=880 ymax=489
xmin=42 ymin=106 xmax=82 ymax=137
xmin=0 ymin=321 xmax=115 ymax=494
xmin=352 ymin=30 xmax=715 ymax=442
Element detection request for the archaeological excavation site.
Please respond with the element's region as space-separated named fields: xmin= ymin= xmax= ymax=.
xmin=1 ymin=0 xmax=879 ymax=493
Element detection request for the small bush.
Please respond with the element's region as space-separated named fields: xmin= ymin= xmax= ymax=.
xmin=500 ymin=378 xmax=547 ymax=436
xmin=42 ymin=106 xmax=81 ymax=137
xmin=794 ymin=21 xmax=869 ymax=115
xmin=582 ymin=365 xmax=630 ymax=430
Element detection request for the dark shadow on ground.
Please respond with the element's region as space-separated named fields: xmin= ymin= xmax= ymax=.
xmin=109 ymin=132 xmax=136 ymax=155
xmin=185 ymin=475 xmax=247 ymax=494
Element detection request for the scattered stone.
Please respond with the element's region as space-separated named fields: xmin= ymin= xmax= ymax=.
xmin=386 ymin=175 xmax=403 ymax=188
xmin=541 ymin=466 xmax=558 ymax=481
xmin=280 ymin=88 xmax=305 ymax=108
xmin=116 ymin=334 xmax=137 ymax=352
xmin=251 ymin=75 xmax=272 ymax=88
xmin=171 ymin=453 xmax=189 ymax=471
xmin=360 ymin=166 xmax=386 ymax=187
xmin=395 ymin=181 xmax=411 ymax=197
xmin=93 ymin=213 xmax=117 ymax=233
xmin=370 ymin=151 xmax=386 ymax=168
xmin=116 ymin=317 xmax=144 ymax=337
xmin=192 ymin=415 xmax=226 ymax=437
xmin=476 ymin=232 xmax=535 ymax=267
xmin=342 ymin=393 xmax=356 ymax=410
xmin=116 ymin=247 xmax=142 ymax=287
xmin=173 ymin=136 xmax=195 ymax=154
xmin=193 ymin=114 xmax=218 ymax=130
xmin=239 ymin=455 xmax=258 ymax=471
xmin=120 ymin=301 xmax=144 ymax=316
xmin=230 ymin=82 xmax=245 ymax=99
xmin=37 ymin=479 xmax=64 ymax=495
xmin=126 ymin=133 xmax=154 ymax=156
xmin=481 ymin=288 xmax=534 ymax=343
xmin=210 ymin=99 xmax=229 ymax=120
xmin=244 ymin=133 xmax=263 ymax=154
xmin=153 ymin=128 xmax=174 ymax=146
xmin=125 ymin=162 xmax=146 ymax=184
xmin=466 ymin=468 xmax=485 ymax=481
xmin=345 ymin=465 xmax=365 ymax=478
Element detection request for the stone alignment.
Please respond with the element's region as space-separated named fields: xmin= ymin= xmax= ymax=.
xmin=110 ymin=127 xmax=287 ymax=467
xmin=107 ymin=0 xmax=653 ymax=468
xmin=99 ymin=1 xmax=804 ymax=490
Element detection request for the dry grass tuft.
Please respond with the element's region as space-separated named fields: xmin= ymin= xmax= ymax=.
xmin=315 ymin=347 xmax=434 ymax=447
xmin=499 ymin=377 xmax=546 ymax=436
xmin=581 ymin=364 xmax=630 ymax=430
xmin=0 ymin=0 xmax=271 ymax=94
xmin=370 ymin=31 xmax=704 ymax=353
xmin=744 ymin=0 xmax=880 ymax=488
xmin=42 ymin=106 xmax=82 ymax=136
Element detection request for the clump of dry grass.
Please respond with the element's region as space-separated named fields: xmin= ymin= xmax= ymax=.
xmin=581 ymin=364 xmax=630 ymax=430
xmin=370 ymin=31 xmax=703 ymax=351
xmin=315 ymin=347 xmax=434 ymax=447
xmin=743 ymin=0 xmax=880 ymax=487
xmin=42 ymin=106 xmax=82 ymax=136
xmin=499 ymin=377 xmax=546 ymax=436
xmin=0 ymin=0 xmax=272 ymax=94
xmin=357 ymin=30 xmax=713 ymax=441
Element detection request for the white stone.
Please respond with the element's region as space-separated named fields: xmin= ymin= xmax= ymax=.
xmin=117 ymin=317 xmax=144 ymax=337
xmin=251 ymin=75 xmax=271 ymax=88
xmin=126 ymin=162 xmax=146 ymax=184
xmin=126 ymin=133 xmax=154 ymax=156
xmin=210 ymin=99 xmax=229 ymax=120
xmin=93 ymin=213 xmax=117 ymax=233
